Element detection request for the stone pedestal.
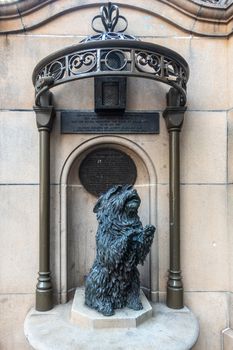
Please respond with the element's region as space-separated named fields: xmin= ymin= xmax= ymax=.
xmin=24 ymin=296 xmax=199 ymax=350
xmin=70 ymin=288 xmax=152 ymax=329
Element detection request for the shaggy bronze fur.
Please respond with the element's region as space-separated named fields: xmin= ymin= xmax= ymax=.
xmin=85 ymin=185 xmax=155 ymax=316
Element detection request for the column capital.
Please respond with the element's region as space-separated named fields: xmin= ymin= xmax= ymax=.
xmin=163 ymin=106 xmax=187 ymax=132
xmin=34 ymin=91 xmax=55 ymax=132
xmin=163 ymin=87 xmax=187 ymax=132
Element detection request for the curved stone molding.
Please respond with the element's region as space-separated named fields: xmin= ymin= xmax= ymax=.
xmin=0 ymin=0 xmax=52 ymax=18
xmin=1 ymin=0 xmax=233 ymax=37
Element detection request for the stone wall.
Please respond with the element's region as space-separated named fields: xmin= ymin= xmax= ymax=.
xmin=0 ymin=1 xmax=232 ymax=349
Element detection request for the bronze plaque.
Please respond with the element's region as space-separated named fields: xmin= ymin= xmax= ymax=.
xmin=79 ymin=148 xmax=137 ymax=197
xmin=60 ymin=111 xmax=160 ymax=134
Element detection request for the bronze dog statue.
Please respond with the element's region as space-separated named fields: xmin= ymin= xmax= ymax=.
xmin=85 ymin=185 xmax=155 ymax=316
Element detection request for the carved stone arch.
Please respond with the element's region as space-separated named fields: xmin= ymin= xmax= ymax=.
xmin=1 ymin=0 xmax=233 ymax=37
xmin=59 ymin=135 xmax=157 ymax=304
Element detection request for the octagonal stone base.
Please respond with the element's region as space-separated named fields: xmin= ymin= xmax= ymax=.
xmin=70 ymin=288 xmax=152 ymax=329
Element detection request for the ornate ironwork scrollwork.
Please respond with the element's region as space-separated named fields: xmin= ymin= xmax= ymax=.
xmin=34 ymin=45 xmax=188 ymax=106
xmin=92 ymin=2 xmax=128 ymax=33
xmin=81 ymin=32 xmax=138 ymax=43
xmin=48 ymin=60 xmax=65 ymax=80
xmin=135 ymin=50 xmax=182 ymax=84
xmin=33 ymin=3 xmax=189 ymax=107
xmin=135 ymin=52 xmax=162 ymax=75
xmin=35 ymin=51 xmax=97 ymax=95
xmin=69 ymin=52 xmax=97 ymax=75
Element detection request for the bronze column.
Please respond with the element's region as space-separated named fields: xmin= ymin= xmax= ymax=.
xmin=34 ymin=92 xmax=54 ymax=311
xmin=163 ymin=88 xmax=186 ymax=309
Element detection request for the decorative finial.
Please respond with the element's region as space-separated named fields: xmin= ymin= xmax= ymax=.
xmin=92 ymin=2 xmax=128 ymax=33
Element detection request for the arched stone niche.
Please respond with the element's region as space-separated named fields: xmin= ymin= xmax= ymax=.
xmin=59 ymin=136 xmax=157 ymax=304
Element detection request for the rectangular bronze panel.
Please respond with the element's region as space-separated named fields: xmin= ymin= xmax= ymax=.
xmin=60 ymin=111 xmax=160 ymax=134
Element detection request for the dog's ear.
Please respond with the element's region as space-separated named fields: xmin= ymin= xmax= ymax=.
xmin=105 ymin=185 xmax=122 ymax=200
xmin=93 ymin=185 xmax=122 ymax=213
xmin=123 ymin=184 xmax=133 ymax=191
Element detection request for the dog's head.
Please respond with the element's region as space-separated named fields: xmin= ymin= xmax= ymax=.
xmin=94 ymin=185 xmax=141 ymax=221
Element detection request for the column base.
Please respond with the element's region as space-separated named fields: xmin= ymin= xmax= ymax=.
xmin=36 ymin=289 xmax=53 ymax=311
xmin=166 ymin=286 xmax=183 ymax=309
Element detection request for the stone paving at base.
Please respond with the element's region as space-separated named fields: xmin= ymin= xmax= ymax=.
xmin=24 ymin=294 xmax=199 ymax=350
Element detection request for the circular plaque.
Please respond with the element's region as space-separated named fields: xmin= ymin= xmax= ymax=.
xmin=79 ymin=148 xmax=137 ymax=197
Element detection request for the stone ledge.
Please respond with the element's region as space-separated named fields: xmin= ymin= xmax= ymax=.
xmin=24 ymin=300 xmax=199 ymax=350
xmin=70 ymin=288 xmax=152 ymax=329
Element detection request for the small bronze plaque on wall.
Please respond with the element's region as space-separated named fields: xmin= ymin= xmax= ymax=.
xmin=60 ymin=111 xmax=160 ymax=134
xmin=79 ymin=148 xmax=137 ymax=197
